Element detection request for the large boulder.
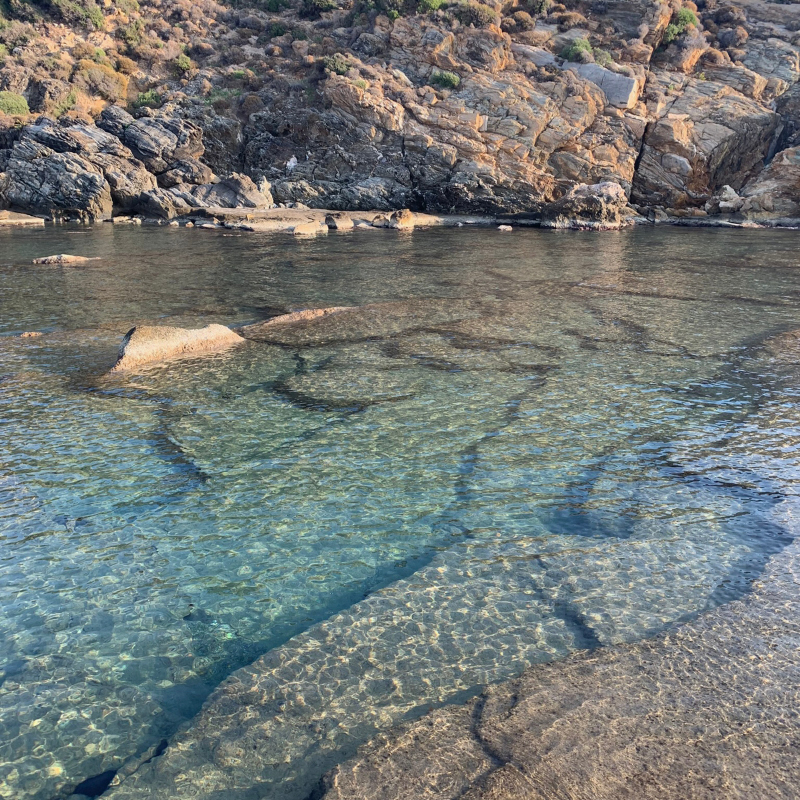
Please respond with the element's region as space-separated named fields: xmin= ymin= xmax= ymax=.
xmin=0 ymin=136 xmax=112 ymax=221
xmin=120 ymin=115 xmax=204 ymax=174
xmin=158 ymin=158 xmax=215 ymax=188
xmin=190 ymin=173 xmax=272 ymax=208
xmin=136 ymin=187 xmax=188 ymax=219
xmin=110 ymin=324 xmax=244 ymax=372
xmin=541 ymin=181 xmax=630 ymax=229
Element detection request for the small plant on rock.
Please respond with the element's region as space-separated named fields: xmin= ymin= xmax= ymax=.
xmin=323 ymin=53 xmax=350 ymax=75
xmin=430 ymin=68 xmax=460 ymax=89
xmin=173 ymin=53 xmax=193 ymax=74
xmin=132 ymin=88 xmax=162 ymax=108
xmin=593 ymin=47 xmax=613 ymax=67
xmin=662 ymin=7 xmax=698 ymax=45
xmin=0 ymin=90 xmax=29 ymax=115
xmin=560 ymin=37 xmax=593 ymax=61
xmin=418 ymin=0 xmax=446 ymax=12
xmin=512 ymin=10 xmax=535 ymax=29
xmin=455 ymin=1 xmax=500 ymax=26
xmin=300 ymin=0 xmax=337 ymax=18
xmin=527 ymin=0 xmax=550 ymax=15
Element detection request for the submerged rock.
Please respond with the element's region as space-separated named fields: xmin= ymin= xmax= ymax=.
xmin=32 ymin=254 xmax=99 ymax=264
xmin=318 ymin=530 xmax=800 ymax=800
xmin=109 ymin=324 xmax=244 ymax=372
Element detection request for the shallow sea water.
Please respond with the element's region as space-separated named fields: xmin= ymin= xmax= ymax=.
xmin=1 ymin=224 xmax=800 ymax=799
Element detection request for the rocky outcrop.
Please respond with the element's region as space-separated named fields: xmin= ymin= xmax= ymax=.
xmin=109 ymin=324 xmax=244 ymax=372
xmin=541 ymin=181 xmax=630 ymax=229
xmin=1 ymin=0 xmax=800 ymax=223
xmin=632 ymin=78 xmax=780 ymax=209
xmin=0 ymin=134 xmax=112 ymax=221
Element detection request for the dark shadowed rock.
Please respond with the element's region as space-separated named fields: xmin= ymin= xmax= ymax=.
xmin=158 ymin=159 xmax=215 ymax=188
xmin=0 ymin=136 xmax=112 ymax=221
xmin=541 ymin=181 xmax=629 ymax=229
xmin=190 ymin=173 xmax=272 ymax=208
xmin=121 ymin=116 xmax=204 ymax=174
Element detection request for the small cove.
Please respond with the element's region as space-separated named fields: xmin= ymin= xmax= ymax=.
xmin=1 ymin=224 xmax=799 ymax=798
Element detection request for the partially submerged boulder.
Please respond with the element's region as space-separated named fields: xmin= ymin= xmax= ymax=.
xmin=242 ymin=308 xmax=354 ymax=334
xmin=32 ymin=254 xmax=99 ymax=264
xmin=541 ymin=181 xmax=630 ymax=229
xmin=291 ymin=220 xmax=328 ymax=236
xmin=386 ymin=209 xmax=415 ymax=230
xmin=325 ymin=212 xmax=355 ymax=230
xmin=109 ymin=324 xmax=244 ymax=372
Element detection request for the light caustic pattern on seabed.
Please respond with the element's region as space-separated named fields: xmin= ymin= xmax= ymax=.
xmin=0 ymin=225 xmax=799 ymax=799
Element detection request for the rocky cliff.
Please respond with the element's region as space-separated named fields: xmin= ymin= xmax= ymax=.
xmin=0 ymin=0 xmax=798 ymax=221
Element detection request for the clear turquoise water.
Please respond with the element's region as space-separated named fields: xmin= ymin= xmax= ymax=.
xmin=1 ymin=224 xmax=800 ymax=799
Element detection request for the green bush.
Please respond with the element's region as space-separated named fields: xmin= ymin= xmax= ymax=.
xmin=53 ymin=88 xmax=77 ymax=117
xmin=173 ymin=53 xmax=192 ymax=73
xmin=387 ymin=8 xmax=399 ymax=17
xmin=663 ymin=7 xmax=697 ymax=45
xmin=455 ymin=1 xmax=499 ymax=26
xmin=323 ymin=52 xmax=349 ymax=74
xmin=593 ymin=47 xmax=613 ymax=67
xmin=527 ymin=0 xmax=550 ymax=15
xmin=662 ymin=22 xmax=681 ymax=44
xmin=132 ymin=88 xmax=162 ymax=108
xmin=300 ymin=0 xmax=337 ymax=17
xmin=0 ymin=90 xmax=29 ymax=114
xmin=430 ymin=68 xmax=460 ymax=88
xmin=418 ymin=0 xmax=446 ymax=11
xmin=353 ymin=77 xmax=368 ymax=88
xmin=560 ymin=37 xmax=592 ymax=61
xmin=118 ymin=18 xmax=144 ymax=46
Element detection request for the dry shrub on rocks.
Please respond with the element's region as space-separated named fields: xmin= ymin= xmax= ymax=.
xmin=72 ymin=59 xmax=129 ymax=101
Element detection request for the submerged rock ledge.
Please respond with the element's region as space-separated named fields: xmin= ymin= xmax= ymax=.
xmin=318 ymin=520 xmax=800 ymax=800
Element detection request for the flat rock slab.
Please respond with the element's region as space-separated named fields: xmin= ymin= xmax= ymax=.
xmin=32 ymin=254 xmax=99 ymax=265
xmin=319 ymin=513 xmax=800 ymax=800
xmin=0 ymin=211 xmax=45 ymax=227
xmin=109 ymin=324 xmax=244 ymax=372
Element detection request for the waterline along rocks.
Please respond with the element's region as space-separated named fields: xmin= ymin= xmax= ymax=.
xmin=0 ymin=0 xmax=798 ymax=224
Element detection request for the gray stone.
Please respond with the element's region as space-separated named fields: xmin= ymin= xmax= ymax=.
xmin=190 ymin=173 xmax=272 ymax=208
